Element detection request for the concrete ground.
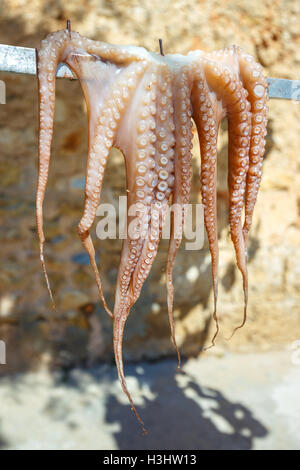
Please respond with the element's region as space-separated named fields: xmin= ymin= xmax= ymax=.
xmin=0 ymin=349 xmax=299 ymax=450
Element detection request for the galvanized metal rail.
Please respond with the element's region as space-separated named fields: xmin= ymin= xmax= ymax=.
xmin=0 ymin=44 xmax=74 ymax=79
xmin=0 ymin=43 xmax=299 ymax=100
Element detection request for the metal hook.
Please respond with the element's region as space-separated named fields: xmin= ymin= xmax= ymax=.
xmin=67 ymin=19 xmax=71 ymax=38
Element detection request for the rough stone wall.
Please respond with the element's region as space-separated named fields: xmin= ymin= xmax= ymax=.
xmin=0 ymin=0 xmax=299 ymax=373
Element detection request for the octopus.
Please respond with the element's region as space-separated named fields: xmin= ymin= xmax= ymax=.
xmin=36 ymin=25 xmax=268 ymax=433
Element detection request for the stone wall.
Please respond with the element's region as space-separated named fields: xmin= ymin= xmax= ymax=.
xmin=0 ymin=0 xmax=299 ymax=373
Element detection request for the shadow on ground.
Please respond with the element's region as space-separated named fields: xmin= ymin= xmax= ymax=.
xmin=0 ymin=356 xmax=271 ymax=450
xmin=104 ymin=361 xmax=267 ymax=450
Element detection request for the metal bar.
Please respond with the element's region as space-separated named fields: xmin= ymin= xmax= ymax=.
xmin=0 ymin=44 xmax=74 ymax=79
xmin=0 ymin=44 xmax=300 ymax=100
xmin=267 ymin=77 xmax=300 ymax=100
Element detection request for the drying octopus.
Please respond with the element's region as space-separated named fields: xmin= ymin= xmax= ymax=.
xmin=36 ymin=26 xmax=268 ymax=432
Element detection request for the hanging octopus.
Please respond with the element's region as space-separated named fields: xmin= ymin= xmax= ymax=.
xmin=36 ymin=26 xmax=268 ymax=432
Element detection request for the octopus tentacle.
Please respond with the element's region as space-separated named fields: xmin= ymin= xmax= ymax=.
xmin=131 ymin=66 xmax=176 ymax=300
xmin=36 ymin=29 xmax=73 ymax=311
xmin=113 ymin=64 xmax=178 ymax=427
xmin=202 ymin=56 xmax=252 ymax=332
xmin=79 ymin=34 xmax=147 ymax=65
xmin=37 ymin=30 xmax=112 ymax=313
xmin=64 ymin=52 xmax=118 ymax=317
xmin=131 ymin=65 xmax=177 ymax=363
xmin=130 ymin=65 xmax=173 ymax=295
xmin=112 ymin=63 xmax=161 ymax=430
xmin=232 ymin=48 xmax=268 ymax=244
xmin=113 ymin=312 xmax=147 ymax=434
xmin=37 ymin=29 xmax=147 ymax=317
xmin=191 ymin=64 xmax=225 ymax=347
xmin=66 ymin=53 xmax=146 ymax=317
xmin=215 ymin=46 xmax=268 ymax=245
xmin=166 ymin=67 xmax=193 ymax=366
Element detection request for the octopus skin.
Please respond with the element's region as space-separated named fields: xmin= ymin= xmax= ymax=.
xmin=36 ymin=27 xmax=268 ymax=431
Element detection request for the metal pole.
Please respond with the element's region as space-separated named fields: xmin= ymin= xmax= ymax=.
xmin=0 ymin=43 xmax=300 ymax=100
